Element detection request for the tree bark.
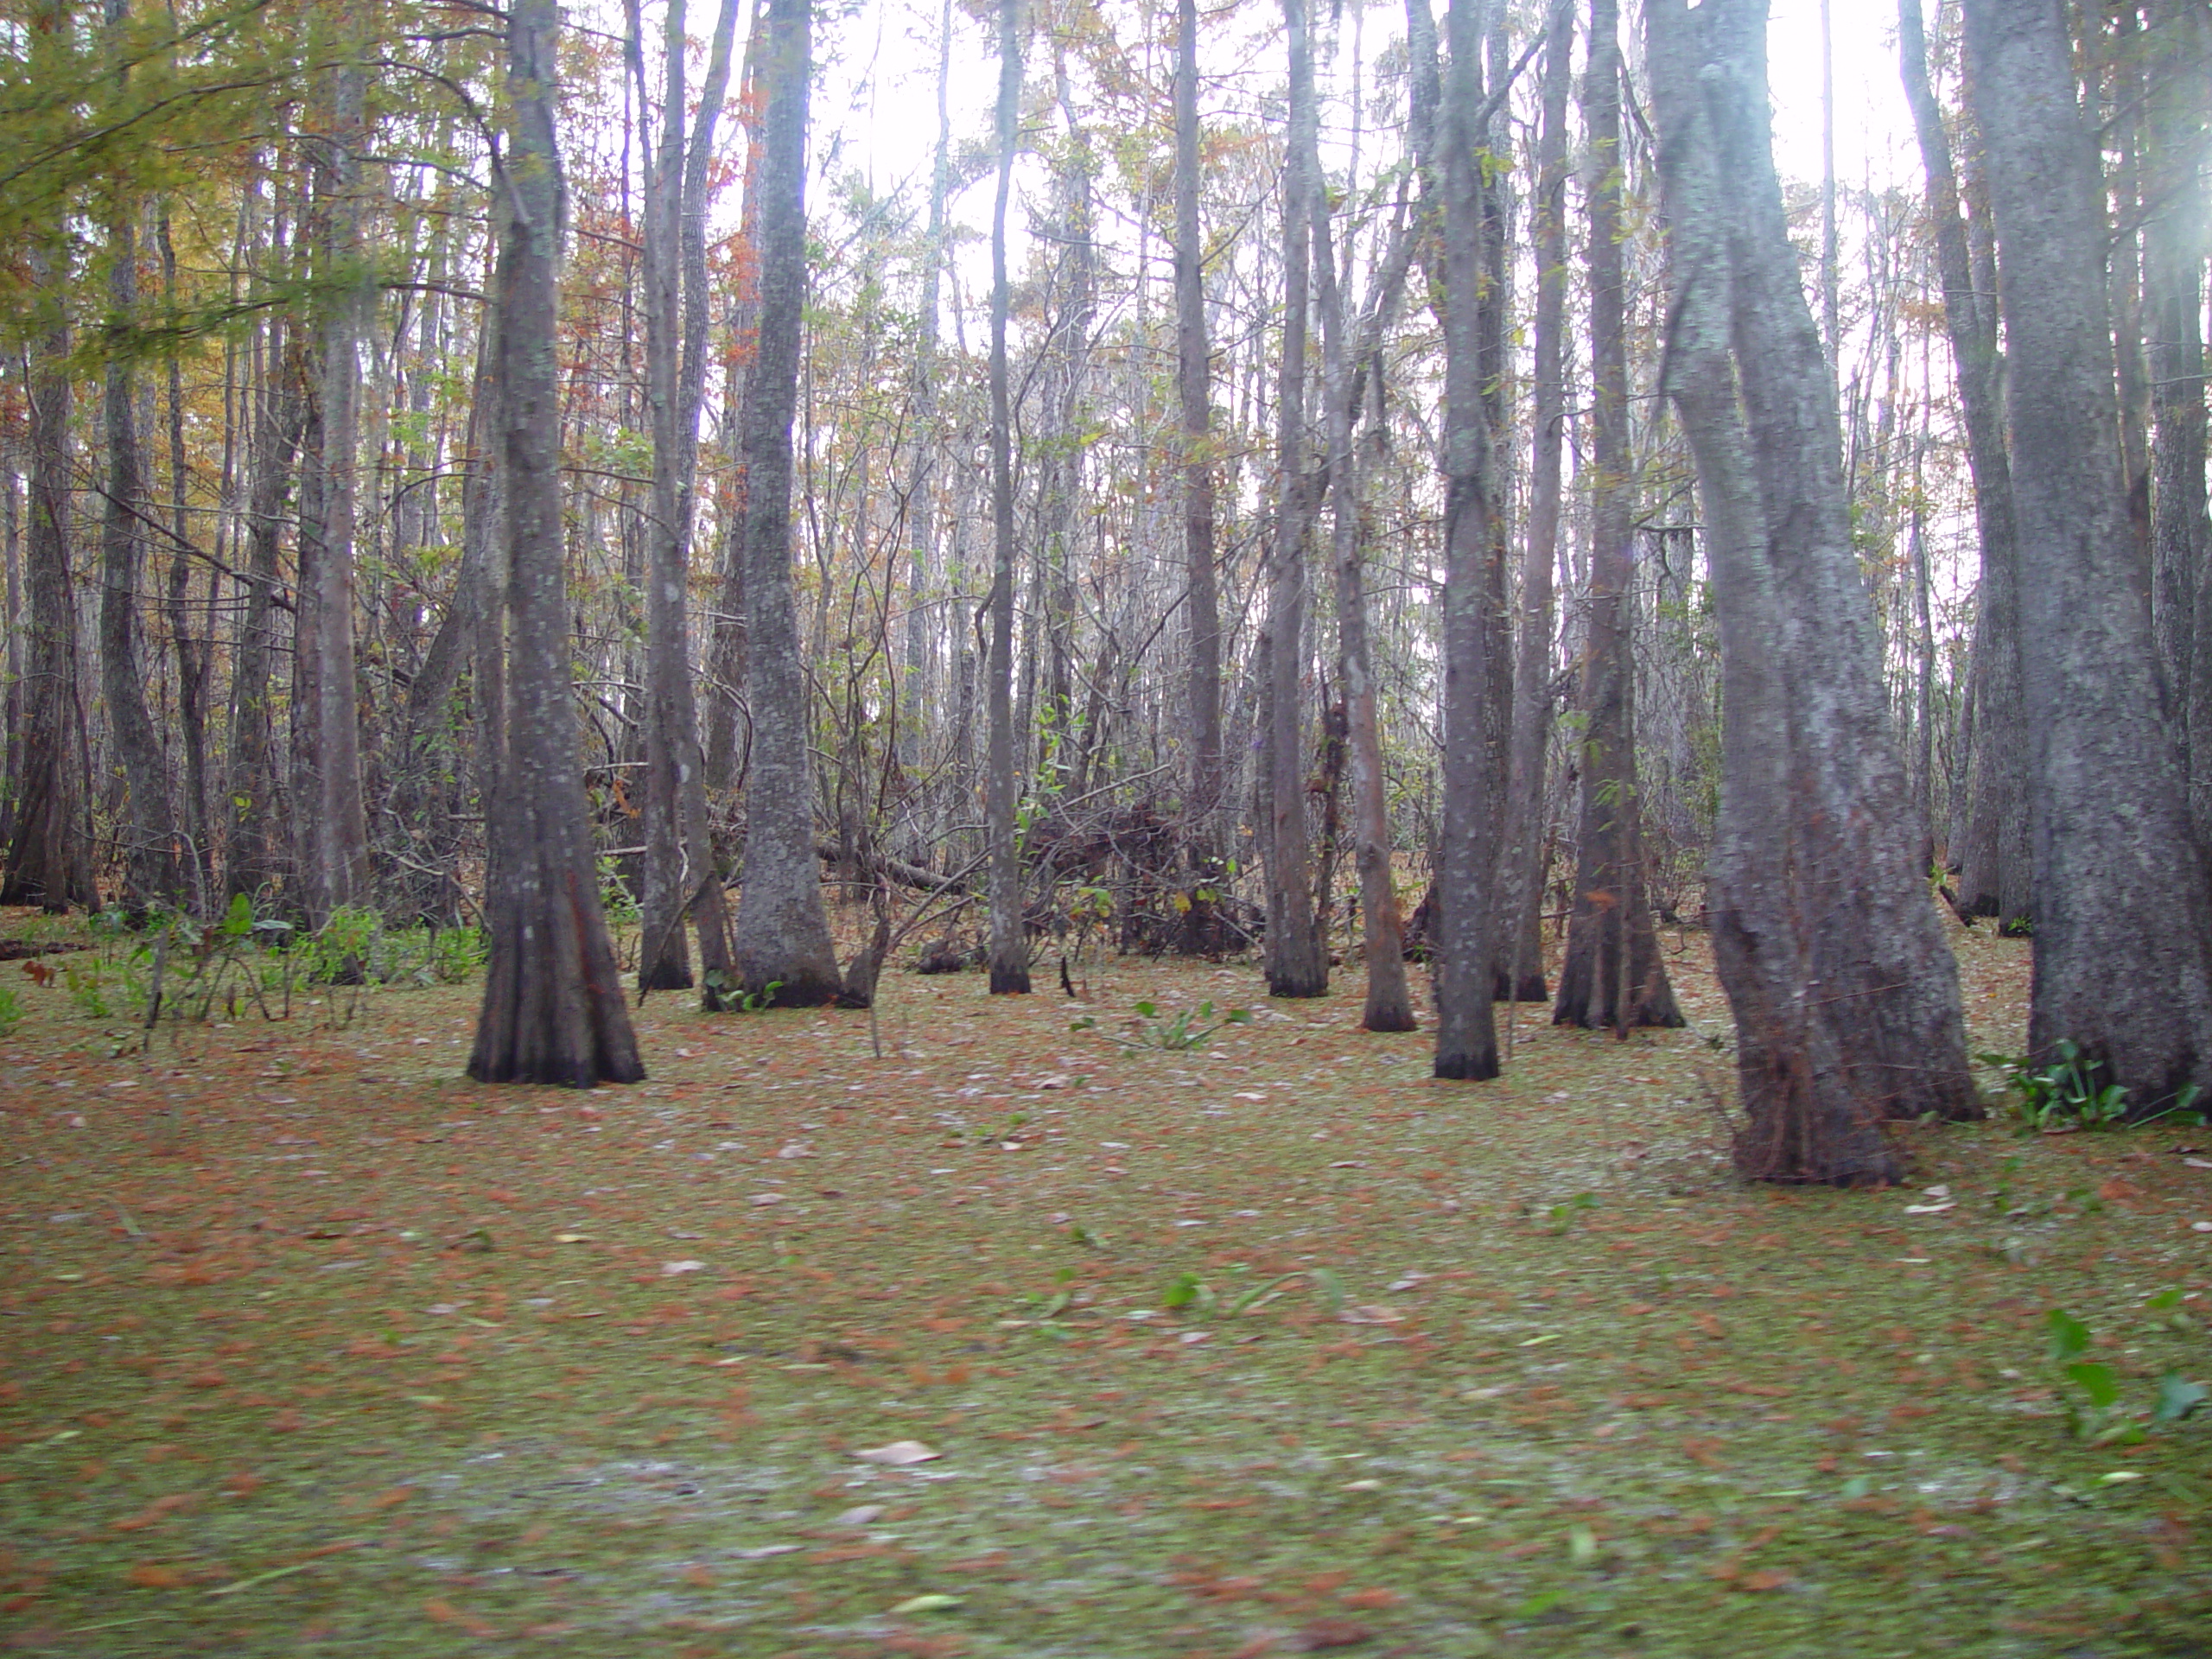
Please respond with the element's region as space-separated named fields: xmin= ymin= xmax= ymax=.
xmin=702 ymin=3 xmax=767 ymax=800
xmin=1313 ymin=160 xmax=1414 ymax=1032
xmin=100 ymin=178 xmax=181 ymax=913
xmin=1703 ymin=0 xmax=1975 ymax=1131
xmin=1263 ymin=0 xmax=1327 ymax=1001
xmin=1963 ymin=0 xmax=2212 ymax=1115
xmin=2140 ymin=0 xmax=2212 ymax=842
xmin=1554 ymin=0 xmax=1681 ymax=1033
xmin=732 ymin=0 xmax=842 ymax=1007
xmin=983 ymin=0 xmax=1032 ymax=995
xmin=1497 ymin=0 xmax=1573 ymax=1005
xmin=1898 ymin=0 xmax=2030 ymax=929
xmin=294 ymin=60 xmax=372 ymax=925
xmin=226 ymin=287 xmax=304 ymax=906
xmin=2 ymin=1 xmax=95 ymax=915
xmin=1431 ymin=0 xmax=1499 ymax=1076
xmin=632 ymin=0 xmax=741 ymax=1006
xmin=158 ymin=208 xmax=213 ymax=914
xmin=1174 ymin=0 xmax=1224 ymax=901
xmin=1647 ymin=0 xmax=1903 ymax=1184
xmin=468 ymin=0 xmax=645 ymax=1089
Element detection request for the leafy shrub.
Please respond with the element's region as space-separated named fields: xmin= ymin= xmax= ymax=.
xmin=1071 ymin=999 xmax=1251 ymax=1051
xmin=1980 ymin=1040 xmax=2203 ymax=1132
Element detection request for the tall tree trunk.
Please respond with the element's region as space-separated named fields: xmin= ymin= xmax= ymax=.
xmin=983 ymin=0 xmax=1032 ymax=995
xmin=295 ymin=61 xmax=372 ymax=925
xmin=702 ymin=4 xmax=766 ymax=800
xmin=1703 ymin=0 xmax=1974 ymax=1135
xmin=469 ymin=0 xmax=645 ymax=1088
xmin=1963 ymin=0 xmax=2212 ymax=1115
xmin=2141 ymin=0 xmax=2212 ymax=842
xmin=1647 ymin=0 xmax=1903 ymax=1184
xmin=1263 ymin=0 xmax=1326 ymax=1001
xmin=228 ymin=301 xmax=303 ymax=906
xmin=159 ymin=208 xmax=213 ymax=914
xmin=100 ymin=182 xmax=181 ymax=913
xmin=392 ymin=308 xmax=498 ymax=925
xmin=732 ymin=0 xmax=841 ymax=1007
xmin=2 ymin=1 xmax=94 ymax=914
xmin=897 ymin=0 xmax=955 ymax=862
xmin=1554 ymin=0 xmax=1681 ymax=1032
xmin=1431 ymin=0 xmax=1499 ymax=1076
xmin=632 ymin=0 xmax=741 ymax=1004
xmin=1899 ymin=0 xmax=2030 ymax=929
xmin=1313 ymin=162 xmax=1414 ymax=1032
xmin=1497 ymin=0 xmax=1573 ymax=1005
xmin=1174 ymin=0 xmax=1224 ymax=907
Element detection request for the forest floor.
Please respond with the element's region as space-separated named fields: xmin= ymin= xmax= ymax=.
xmin=0 ymin=907 xmax=2208 ymax=1659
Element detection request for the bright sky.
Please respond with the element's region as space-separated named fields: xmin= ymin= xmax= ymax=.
xmin=1767 ymin=0 xmax=1917 ymax=195
xmin=810 ymin=0 xmax=1921 ymax=270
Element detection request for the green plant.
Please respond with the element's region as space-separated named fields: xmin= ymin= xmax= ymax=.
xmin=1160 ymin=1263 xmax=1345 ymax=1319
xmin=704 ymin=969 xmax=783 ymax=1013
xmin=1071 ymin=999 xmax=1251 ymax=1051
xmin=1980 ymin=1042 xmax=2202 ymax=1132
xmin=2047 ymin=1308 xmax=2205 ymax=1443
xmin=301 ymin=906 xmax=378 ymax=986
xmin=0 ymin=982 xmax=22 ymax=1037
xmin=1538 ymin=1192 xmax=1599 ymax=1235
xmin=426 ymin=925 xmax=487 ymax=985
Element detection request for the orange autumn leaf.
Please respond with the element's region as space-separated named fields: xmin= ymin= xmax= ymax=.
xmin=124 ymin=1562 xmax=184 ymax=1589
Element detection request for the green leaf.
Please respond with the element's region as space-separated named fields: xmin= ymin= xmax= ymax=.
xmin=2154 ymin=1372 xmax=2207 ymax=1425
xmin=2064 ymin=1362 xmax=2120 ymax=1410
xmin=889 ymin=1593 xmax=963 ymax=1614
xmin=2047 ymin=1308 xmax=2092 ymax=1362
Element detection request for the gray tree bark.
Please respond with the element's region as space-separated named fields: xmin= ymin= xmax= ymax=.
xmin=2 ymin=2 xmax=94 ymax=915
xmin=1263 ymin=0 xmax=1327 ymax=1001
xmin=1898 ymin=0 xmax=2029 ymax=929
xmin=1554 ymin=0 xmax=1681 ymax=1032
xmin=294 ymin=60 xmax=372 ymax=925
xmin=1174 ymin=0 xmax=1224 ymax=909
xmin=2140 ymin=0 xmax=2212 ymax=842
xmin=468 ymin=0 xmax=645 ymax=1088
xmin=1964 ymin=0 xmax=2212 ymax=1115
xmin=100 ymin=183 xmax=181 ymax=913
xmin=983 ymin=0 xmax=1033 ymax=995
xmin=632 ymin=0 xmax=741 ymax=1006
xmin=1497 ymin=0 xmax=1573 ymax=1006
xmin=1701 ymin=0 xmax=1975 ymax=1134
xmin=1431 ymin=0 xmax=1499 ymax=1076
xmin=732 ymin=0 xmax=842 ymax=1007
xmin=1647 ymin=0 xmax=1904 ymax=1184
xmin=1313 ymin=162 xmax=1414 ymax=1032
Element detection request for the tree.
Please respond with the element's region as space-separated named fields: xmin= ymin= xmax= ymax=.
xmin=468 ymin=0 xmax=645 ymax=1088
xmin=1 ymin=3 xmax=94 ymax=912
xmin=983 ymin=0 xmax=1031 ymax=996
xmin=632 ymin=0 xmax=741 ymax=1005
xmin=1430 ymin=0 xmax=1499 ymax=1078
xmin=1496 ymin=0 xmax=1574 ymax=1004
xmin=1313 ymin=123 xmax=1414 ymax=1033
xmin=732 ymin=0 xmax=842 ymax=1007
xmin=1173 ymin=0 xmax=1224 ymax=925
xmin=1897 ymin=0 xmax=2029 ymax=931
xmin=1262 ymin=0 xmax=1325 ymax=1001
xmin=1649 ymin=0 xmax=1976 ymax=1181
xmin=1961 ymin=0 xmax=2212 ymax=1114
xmin=1553 ymin=0 xmax=1681 ymax=1033
xmin=292 ymin=54 xmax=372 ymax=926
